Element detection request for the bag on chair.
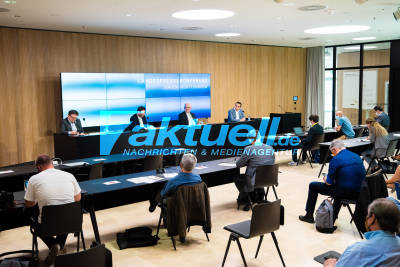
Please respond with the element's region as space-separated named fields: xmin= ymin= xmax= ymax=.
xmin=315 ymin=199 xmax=335 ymax=234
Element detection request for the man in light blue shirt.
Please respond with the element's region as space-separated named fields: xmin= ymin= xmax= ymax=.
xmin=227 ymin=101 xmax=246 ymax=122
xmin=335 ymin=111 xmax=355 ymax=139
xmin=323 ymin=198 xmax=400 ymax=267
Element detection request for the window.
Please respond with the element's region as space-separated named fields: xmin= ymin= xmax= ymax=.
xmin=324 ymin=41 xmax=391 ymax=126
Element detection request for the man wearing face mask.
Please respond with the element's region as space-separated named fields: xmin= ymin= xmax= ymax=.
xmin=299 ymin=140 xmax=365 ymax=225
xmin=289 ymin=114 xmax=323 ymax=166
xmin=335 ymin=111 xmax=355 ymax=139
xmin=323 ymin=198 xmax=400 ymax=267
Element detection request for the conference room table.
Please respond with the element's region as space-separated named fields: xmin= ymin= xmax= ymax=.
xmin=317 ymin=132 xmax=400 ymax=177
xmin=1 ymin=158 xmax=240 ymax=241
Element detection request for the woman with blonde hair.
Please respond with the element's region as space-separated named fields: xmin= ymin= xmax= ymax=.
xmin=362 ymin=118 xmax=389 ymax=171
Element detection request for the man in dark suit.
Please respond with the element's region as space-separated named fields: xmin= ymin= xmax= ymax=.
xmin=178 ymin=103 xmax=197 ymax=125
xmin=289 ymin=114 xmax=324 ymax=165
xmin=60 ymin=110 xmax=84 ymax=135
xmin=125 ymin=106 xmax=148 ymax=131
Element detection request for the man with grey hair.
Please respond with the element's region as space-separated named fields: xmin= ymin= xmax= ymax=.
xmin=235 ymin=129 xmax=275 ymax=211
xmin=323 ymin=198 xmax=400 ymax=267
xmin=178 ymin=103 xmax=197 ymax=125
xmin=148 ymin=154 xmax=203 ymax=212
xmin=299 ymin=140 xmax=365 ymax=225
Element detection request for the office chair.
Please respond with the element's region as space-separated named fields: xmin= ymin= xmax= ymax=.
xmin=366 ymin=139 xmax=398 ymax=179
xmin=222 ymin=200 xmax=285 ymax=267
xmin=297 ymin=133 xmax=325 ymax=168
xmin=30 ymin=201 xmax=86 ymax=259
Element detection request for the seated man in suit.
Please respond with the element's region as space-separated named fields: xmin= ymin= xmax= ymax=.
xmin=60 ymin=109 xmax=84 ymax=135
xmin=148 ymin=153 xmax=202 ymax=211
xmin=24 ymin=155 xmax=81 ymax=265
xmin=323 ymin=198 xmax=400 ymax=267
xmin=178 ymin=103 xmax=197 ymax=125
xmin=289 ymin=114 xmax=324 ymax=166
xmin=299 ymin=140 xmax=365 ymax=226
xmin=125 ymin=106 xmax=148 ymax=131
xmin=227 ymin=101 xmax=246 ymax=122
xmin=235 ymin=130 xmax=275 ymax=211
xmin=374 ymin=105 xmax=390 ymax=131
xmin=335 ymin=111 xmax=355 ymax=139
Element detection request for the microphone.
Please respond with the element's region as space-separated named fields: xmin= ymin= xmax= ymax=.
xmin=82 ymin=117 xmax=88 ymax=127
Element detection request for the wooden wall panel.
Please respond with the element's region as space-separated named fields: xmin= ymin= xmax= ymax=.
xmin=0 ymin=27 xmax=307 ymax=166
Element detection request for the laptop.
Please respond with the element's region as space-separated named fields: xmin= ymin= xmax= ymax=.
xmin=293 ymin=127 xmax=305 ymax=137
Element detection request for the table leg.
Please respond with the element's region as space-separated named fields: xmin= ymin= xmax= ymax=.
xmin=318 ymin=149 xmax=330 ymax=177
xmin=87 ymin=196 xmax=101 ymax=244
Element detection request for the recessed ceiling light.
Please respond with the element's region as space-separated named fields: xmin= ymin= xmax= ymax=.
xmin=352 ymin=36 xmax=376 ymax=41
xmin=0 ymin=8 xmax=10 ymax=12
xmin=182 ymin=26 xmax=203 ymax=31
xmin=126 ymin=14 xmax=132 ymax=17
xmin=298 ymin=5 xmax=326 ymax=11
xmin=172 ymin=9 xmax=234 ymax=20
xmin=304 ymin=25 xmax=370 ymax=34
xmin=215 ymin=33 xmax=240 ymax=37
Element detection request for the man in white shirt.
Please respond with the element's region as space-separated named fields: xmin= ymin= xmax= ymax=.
xmin=178 ymin=103 xmax=197 ymax=125
xmin=25 ymin=154 xmax=81 ymax=265
xmin=227 ymin=101 xmax=246 ymax=122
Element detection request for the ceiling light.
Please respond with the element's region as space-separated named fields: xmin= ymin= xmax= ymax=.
xmin=364 ymin=46 xmax=378 ymax=49
xmin=304 ymin=25 xmax=370 ymax=34
xmin=126 ymin=14 xmax=132 ymax=17
xmin=215 ymin=33 xmax=240 ymax=37
xmin=182 ymin=26 xmax=203 ymax=31
xmin=343 ymin=46 xmax=361 ymax=50
xmin=4 ymin=0 xmax=16 ymax=4
xmin=298 ymin=5 xmax=327 ymax=11
xmin=352 ymin=36 xmax=376 ymax=41
xmin=172 ymin=9 xmax=234 ymax=20
xmin=283 ymin=2 xmax=296 ymax=6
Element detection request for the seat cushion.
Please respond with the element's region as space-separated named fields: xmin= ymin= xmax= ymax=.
xmin=223 ymin=220 xmax=251 ymax=238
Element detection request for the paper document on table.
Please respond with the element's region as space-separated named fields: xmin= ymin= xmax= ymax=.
xmin=127 ymin=176 xmax=163 ymax=184
xmin=240 ymin=167 xmax=247 ymax=174
xmin=163 ymin=172 xmax=178 ymax=179
xmin=219 ymin=162 xmax=236 ymax=167
xmin=63 ymin=162 xmax=88 ymax=167
xmin=195 ymin=165 xmax=208 ymax=170
xmin=0 ymin=169 xmax=14 ymax=175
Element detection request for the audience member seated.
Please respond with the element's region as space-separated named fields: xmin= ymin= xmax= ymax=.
xmin=335 ymin=111 xmax=355 ymax=139
xmin=125 ymin=106 xmax=148 ymax=131
xmin=362 ymin=118 xmax=389 ymax=171
xmin=299 ymin=140 xmax=365 ymax=226
xmin=386 ymin=165 xmax=400 ymax=191
xmin=24 ymin=155 xmax=81 ymax=265
xmin=227 ymin=101 xmax=246 ymax=122
xmin=289 ymin=114 xmax=323 ymax=166
xmin=178 ymin=103 xmax=197 ymax=126
xmin=148 ymin=153 xmax=202 ymax=212
xmin=374 ymin=105 xmax=390 ymax=131
xmin=60 ymin=109 xmax=84 ymax=136
xmin=323 ymin=198 xmax=400 ymax=267
xmin=235 ymin=130 xmax=275 ymax=211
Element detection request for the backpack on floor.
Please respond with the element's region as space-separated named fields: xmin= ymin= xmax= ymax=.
xmin=315 ymin=199 xmax=335 ymax=234
xmin=116 ymin=226 xmax=157 ymax=249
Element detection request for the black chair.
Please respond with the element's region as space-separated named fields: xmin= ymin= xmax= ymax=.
xmin=88 ymin=163 xmax=103 ymax=180
xmin=30 ymin=201 xmax=86 ymax=259
xmin=242 ymin=164 xmax=279 ymax=210
xmin=339 ymin=199 xmax=364 ymax=239
xmin=366 ymin=139 xmax=399 ymax=179
xmin=222 ymin=200 xmax=285 ymax=267
xmin=297 ymin=133 xmax=325 ymax=168
xmin=155 ymin=182 xmax=211 ymax=250
xmin=143 ymin=155 xmax=163 ymax=171
xmin=54 ymin=244 xmax=109 ymax=267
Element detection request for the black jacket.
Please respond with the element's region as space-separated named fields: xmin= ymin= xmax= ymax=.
xmin=303 ymin=123 xmax=324 ymax=148
xmin=178 ymin=112 xmax=196 ymax=125
xmin=60 ymin=118 xmax=84 ymax=134
xmin=125 ymin=114 xmax=148 ymax=131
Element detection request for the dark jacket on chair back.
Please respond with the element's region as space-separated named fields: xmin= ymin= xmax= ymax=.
xmin=165 ymin=182 xmax=211 ymax=240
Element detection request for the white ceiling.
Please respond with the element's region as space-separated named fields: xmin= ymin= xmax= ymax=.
xmin=0 ymin=0 xmax=399 ymax=47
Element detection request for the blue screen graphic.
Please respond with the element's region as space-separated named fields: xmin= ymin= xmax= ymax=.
xmin=61 ymin=73 xmax=211 ymax=127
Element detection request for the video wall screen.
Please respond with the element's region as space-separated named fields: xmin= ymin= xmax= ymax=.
xmin=61 ymin=72 xmax=211 ymax=128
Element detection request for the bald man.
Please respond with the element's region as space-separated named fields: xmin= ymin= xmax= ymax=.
xmin=178 ymin=103 xmax=197 ymax=125
xmin=335 ymin=111 xmax=355 ymax=139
